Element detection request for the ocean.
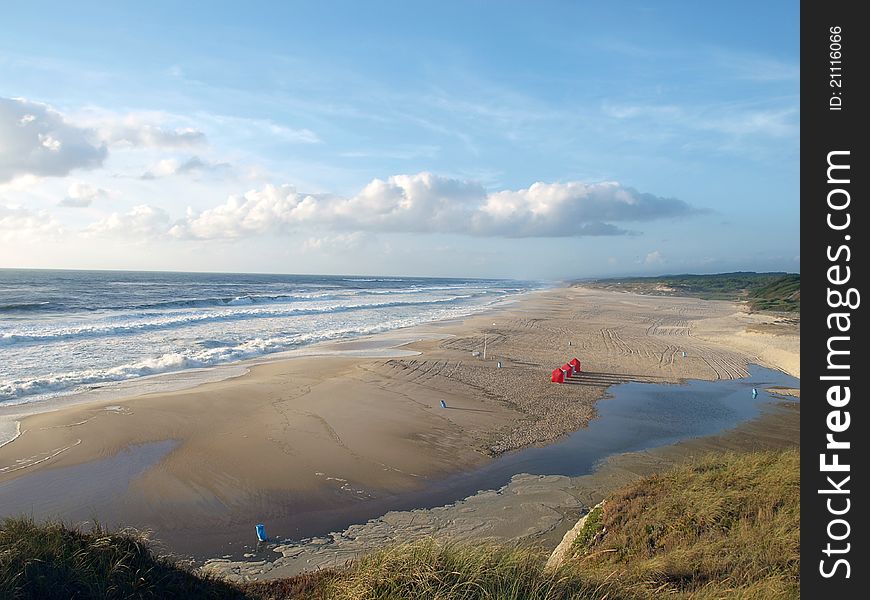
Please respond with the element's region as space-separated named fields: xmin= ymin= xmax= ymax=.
xmin=0 ymin=269 xmax=536 ymax=405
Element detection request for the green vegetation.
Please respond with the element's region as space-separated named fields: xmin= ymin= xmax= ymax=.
xmin=568 ymin=449 xmax=800 ymax=599
xmin=589 ymin=272 xmax=800 ymax=312
xmin=749 ymin=275 xmax=801 ymax=312
xmin=320 ymin=541 xmax=596 ymax=599
xmin=572 ymin=503 xmax=603 ymax=551
xmin=2 ymin=449 xmax=799 ymax=599
xmin=0 ymin=518 xmax=246 ymax=599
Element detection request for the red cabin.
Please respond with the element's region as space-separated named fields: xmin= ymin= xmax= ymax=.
xmin=562 ymin=363 xmax=573 ymax=377
xmin=569 ymin=358 xmax=581 ymax=372
xmin=551 ymin=368 xmax=565 ymax=383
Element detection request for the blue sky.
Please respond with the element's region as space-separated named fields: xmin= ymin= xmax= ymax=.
xmin=0 ymin=1 xmax=799 ymax=280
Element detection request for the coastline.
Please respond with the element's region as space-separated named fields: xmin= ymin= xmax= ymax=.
xmin=0 ymin=285 xmax=799 ymax=559
xmin=0 ymin=288 xmax=540 ymax=447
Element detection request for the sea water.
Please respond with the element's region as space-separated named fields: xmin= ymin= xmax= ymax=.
xmin=0 ymin=269 xmax=536 ymax=405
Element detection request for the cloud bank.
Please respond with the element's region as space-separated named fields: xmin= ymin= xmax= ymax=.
xmin=0 ymin=204 xmax=62 ymax=240
xmin=88 ymin=204 xmax=170 ymax=237
xmin=89 ymin=172 xmax=696 ymax=240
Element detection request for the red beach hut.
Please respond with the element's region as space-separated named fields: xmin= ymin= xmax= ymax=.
xmin=551 ymin=368 xmax=565 ymax=383
xmin=562 ymin=363 xmax=573 ymax=377
xmin=569 ymin=358 xmax=581 ymax=372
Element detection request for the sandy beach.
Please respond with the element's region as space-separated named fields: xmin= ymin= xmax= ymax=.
xmin=0 ymin=286 xmax=799 ymax=558
xmin=201 ymin=398 xmax=800 ymax=581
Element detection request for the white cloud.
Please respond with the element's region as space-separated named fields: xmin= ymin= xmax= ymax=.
xmin=87 ymin=205 xmax=170 ymax=238
xmin=0 ymin=204 xmax=63 ymax=240
xmin=165 ymin=173 xmax=697 ymax=240
xmin=59 ymin=182 xmax=113 ymax=207
xmin=644 ymin=250 xmax=664 ymax=265
xmin=141 ymin=156 xmax=230 ymax=179
xmin=0 ymin=97 xmax=107 ymax=182
xmin=100 ymin=123 xmax=207 ymax=148
xmin=79 ymin=173 xmax=697 ymax=242
xmin=77 ymin=109 xmax=207 ymax=148
xmin=1 ymin=97 xmax=214 ymax=183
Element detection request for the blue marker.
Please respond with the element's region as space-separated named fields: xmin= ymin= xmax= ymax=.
xmin=256 ymin=523 xmax=267 ymax=541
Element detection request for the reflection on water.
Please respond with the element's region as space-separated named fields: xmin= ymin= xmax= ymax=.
xmin=0 ymin=440 xmax=178 ymax=527
xmin=476 ymin=363 xmax=797 ymax=480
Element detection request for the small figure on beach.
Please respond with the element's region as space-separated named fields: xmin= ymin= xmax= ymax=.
xmin=256 ymin=523 xmax=267 ymax=542
xmin=440 ymin=400 xmax=447 ymax=408
xmin=752 ymin=388 xmax=758 ymax=398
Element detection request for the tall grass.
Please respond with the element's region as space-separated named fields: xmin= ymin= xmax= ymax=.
xmin=0 ymin=517 xmax=244 ymax=599
xmin=568 ymin=449 xmax=800 ymax=599
xmin=321 ymin=540 xmax=604 ymax=600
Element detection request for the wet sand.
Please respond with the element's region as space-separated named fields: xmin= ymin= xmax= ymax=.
xmin=0 ymin=286 xmax=799 ymax=557
xmin=202 ymin=400 xmax=800 ymax=581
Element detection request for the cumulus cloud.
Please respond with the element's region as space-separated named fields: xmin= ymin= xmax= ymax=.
xmin=141 ymin=156 xmax=230 ymax=179
xmin=644 ymin=250 xmax=665 ymax=265
xmin=167 ymin=173 xmax=697 ymax=240
xmin=80 ymin=173 xmax=697 ymax=241
xmin=87 ymin=205 xmax=170 ymax=238
xmin=1 ymin=97 xmax=213 ymax=183
xmin=0 ymin=97 xmax=107 ymax=182
xmin=59 ymin=182 xmax=112 ymax=207
xmin=0 ymin=204 xmax=63 ymax=240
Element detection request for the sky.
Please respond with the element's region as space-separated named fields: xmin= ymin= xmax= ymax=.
xmin=0 ymin=1 xmax=799 ymax=280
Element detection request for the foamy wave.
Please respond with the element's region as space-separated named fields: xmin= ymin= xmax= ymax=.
xmin=0 ymin=342 xmax=287 ymax=401
xmin=128 ymin=291 xmax=343 ymax=311
xmin=0 ymin=276 xmax=535 ymax=405
xmin=343 ymin=278 xmax=406 ymax=282
xmin=0 ymin=295 xmax=477 ymax=346
xmin=0 ymin=312 xmax=456 ymax=403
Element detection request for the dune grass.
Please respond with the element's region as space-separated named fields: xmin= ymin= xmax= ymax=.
xmin=1 ymin=449 xmax=799 ymax=599
xmin=568 ymin=448 xmax=800 ymax=599
xmin=0 ymin=517 xmax=245 ymax=599
xmin=318 ymin=540 xmax=602 ymax=600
